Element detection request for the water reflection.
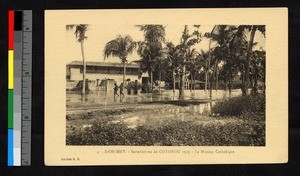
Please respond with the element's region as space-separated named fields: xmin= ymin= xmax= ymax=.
xmin=112 ymin=102 xmax=216 ymax=129
xmin=67 ymin=89 xmax=242 ymax=105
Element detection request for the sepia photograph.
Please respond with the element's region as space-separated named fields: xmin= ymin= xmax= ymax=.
xmin=45 ymin=9 xmax=287 ymax=165
xmin=65 ymin=23 xmax=266 ymax=146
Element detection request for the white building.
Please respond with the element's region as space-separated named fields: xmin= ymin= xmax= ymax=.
xmin=66 ymin=60 xmax=148 ymax=90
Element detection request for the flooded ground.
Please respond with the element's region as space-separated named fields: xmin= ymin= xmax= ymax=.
xmin=66 ymin=89 xmax=265 ymax=146
xmin=67 ymin=89 xmax=243 ymax=105
xmin=67 ymin=89 xmax=244 ymax=129
xmin=67 ymin=101 xmax=217 ymax=128
xmin=109 ymin=102 xmax=218 ymax=129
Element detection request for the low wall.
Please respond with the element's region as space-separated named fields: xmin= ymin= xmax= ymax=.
xmin=67 ymin=79 xmax=115 ymax=91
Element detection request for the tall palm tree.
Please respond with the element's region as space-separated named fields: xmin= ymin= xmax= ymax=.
xmin=199 ymin=50 xmax=210 ymax=93
xmin=137 ymin=42 xmax=158 ymax=91
xmin=207 ymin=25 xmax=237 ymax=93
xmin=251 ymin=50 xmax=266 ymax=93
xmin=177 ymin=25 xmax=201 ymax=100
xmin=137 ymin=25 xmax=166 ymax=44
xmin=243 ymin=25 xmax=265 ymax=95
xmin=188 ymin=51 xmax=205 ymax=91
xmin=155 ymin=49 xmax=168 ymax=94
xmin=224 ymin=25 xmax=265 ymax=95
xmin=137 ymin=25 xmax=166 ymax=91
xmin=66 ymin=24 xmax=89 ymax=100
xmin=165 ymin=42 xmax=180 ymax=93
xmin=185 ymin=48 xmax=199 ymax=91
xmin=103 ymin=35 xmax=136 ymax=86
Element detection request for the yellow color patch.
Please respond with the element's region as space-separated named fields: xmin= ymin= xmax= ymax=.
xmin=8 ymin=50 xmax=14 ymax=89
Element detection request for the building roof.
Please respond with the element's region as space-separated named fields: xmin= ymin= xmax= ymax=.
xmin=67 ymin=60 xmax=140 ymax=68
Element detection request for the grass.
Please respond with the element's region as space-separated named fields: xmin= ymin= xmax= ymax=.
xmin=67 ymin=118 xmax=265 ymax=146
xmin=212 ymin=93 xmax=265 ymax=117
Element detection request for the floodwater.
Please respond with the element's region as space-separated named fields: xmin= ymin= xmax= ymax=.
xmin=67 ymin=89 xmax=244 ymax=129
xmin=111 ymin=102 xmax=218 ymax=129
xmin=66 ymin=89 xmax=243 ymax=105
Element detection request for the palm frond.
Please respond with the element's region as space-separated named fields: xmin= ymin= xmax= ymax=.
xmin=138 ymin=25 xmax=166 ymax=43
xmin=66 ymin=24 xmax=75 ymax=31
xmin=103 ymin=40 xmax=121 ymax=59
xmin=66 ymin=24 xmax=89 ymax=42
xmin=103 ymin=35 xmax=136 ymax=63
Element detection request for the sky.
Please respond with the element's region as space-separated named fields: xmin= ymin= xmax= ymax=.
xmin=65 ymin=24 xmax=265 ymax=64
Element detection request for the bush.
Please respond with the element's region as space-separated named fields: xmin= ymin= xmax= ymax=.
xmin=66 ymin=119 xmax=265 ymax=146
xmin=126 ymin=81 xmax=141 ymax=94
xmin=212 ymin=93 xmax=265 ymax=116
xmin=141 ymin=84 xmax=151 ymax=93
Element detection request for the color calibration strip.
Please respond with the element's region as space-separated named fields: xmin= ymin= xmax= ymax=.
xmin=8 ymin=10 xmax=32 ymax=166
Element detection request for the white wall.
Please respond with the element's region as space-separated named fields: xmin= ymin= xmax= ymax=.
xmin=70 ymin=67 xmax=147 ymax=84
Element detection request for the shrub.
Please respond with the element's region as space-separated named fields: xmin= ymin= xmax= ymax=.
xmin=126 ymin=81 xmax=141 ymax=94
xmin=212 ymin=93 xmax=265 ymax=116
xmin=141 ymin=84 xmax=151 ymax=93
xmin=66 ymin=119 xmax=265 ymax=146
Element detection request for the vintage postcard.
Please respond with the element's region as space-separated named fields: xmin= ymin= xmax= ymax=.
xmin=45 ymin=8 xmax=288 ymax=165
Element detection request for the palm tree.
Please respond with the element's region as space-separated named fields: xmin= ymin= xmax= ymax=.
xmin=251 ymin=50 xmax=266 ymax=93
xmin=150 ymin=48 xmax=168 ymax=94
xmin=185 ymin=48 xmax=199 ymax=91
xmin=191 ymin=53 xmax=206 ymax=91
xmin=227 ymin=25 xmax=265 ymax=95
xmin=66 ymin=24 xmax=89 ymax=100
xmin=165 ymin=42 xmax=180 ymax=93
xmin=137 ymin=25 xmax=166 ymax=91
xmin=103 ymin=35 xmax=136 ymax=86
xmin=206 ymin=25 xmax=251 ymax=97
xmin=206 ymin=25 xmax=237 ymax=94
xmin=199 ymin=50 xmax=210 ymax=93
xmin=177 ymin=25 xmax=201 ymax=100
xmin=137 ymin=42 xmax=158 ymax=91
xmin=243 ymin=25 xmax=265 ymax=95
xmin=137 ymin=25 xmax=166 ymax=44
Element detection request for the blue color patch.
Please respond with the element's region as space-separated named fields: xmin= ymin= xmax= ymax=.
xmin=8 ymin=129 xmax=14 ymax=166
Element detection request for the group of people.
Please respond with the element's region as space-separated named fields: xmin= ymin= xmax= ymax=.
xmin=114 ymin=82 xmax=125 ymax=98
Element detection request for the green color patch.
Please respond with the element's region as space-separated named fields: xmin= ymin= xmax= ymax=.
xmin=8 ymin=89 xmax=13 ymax=129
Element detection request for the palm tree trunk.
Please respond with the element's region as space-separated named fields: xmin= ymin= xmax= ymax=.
xmin=80 ymin=41 xmax=86 ymax=102
xmin=208 ymin=63 xmax=212 ymax=98
xmin=172 ymin=69 xmax=175 ymax=92
xmin=244 ymin=25 xmax=257 ymax=95
xmin=192 ymin=73 xmax=195 ymax=91
xmin=193 ymin=74 xmax=196 ymax=91
xmin=213 ymin=59 xmax=218 ymax=91
xmin=123 ymin=62 xmax=126 ymax=86
xmin=159 ymin=70 xmax=162 ymax=94
xmin=224 ymin=77 xmax=228 ymax=91
xmin=216 ymin=65 xmax=218 ymax=91
xmin=177 ymin=74 xmax=180 ymax=90
xmin=206 ymin=40 xmax=212 ymax=95
xmin=190 ymin=72 xmax=192 ymax=92
xmin=150 ymin=70 xmax=153 ymax=92
xmin=192 ymin=73 xmax=194 ymax=91
xmin=241 ymin=63 xmax=246 ymax=94
xmin=179 ymin=65 xmax=186 ymax=100
xmin=179 ymin=25 xmax=189 ymax=100
xmin=205 ymin=67 xmax=208 ymax=92
xmin=210 ymin=62 xmax=214 ymax=98
xmin=208 ymin=58 xmax=211 ymax=95
xmin=253 ymin=62 xmax=258 ymax=93
xmin=229 ymin=69 xmax=232 ymax=96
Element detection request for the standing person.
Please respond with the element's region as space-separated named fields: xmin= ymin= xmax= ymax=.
xmin=114 ymin=82 xmax=119 ymax=98
xmin=119 ymin=83 xmax=125 ymax=97
xmin=133 ymin=80 xmax=138 ymax=94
